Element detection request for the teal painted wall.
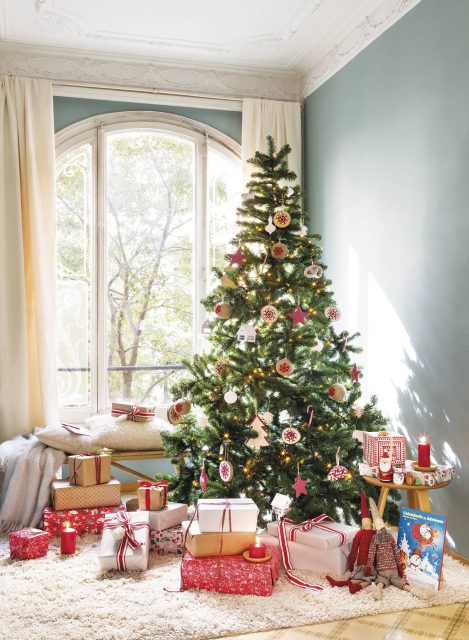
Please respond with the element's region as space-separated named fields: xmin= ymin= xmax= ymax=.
xmin=304 ymin=0 xmax=469 ymax=556
xmin=54 ymin=96 xmax=240 ymax=485
xmin=53 ymin=96 xmax=242 ymax=142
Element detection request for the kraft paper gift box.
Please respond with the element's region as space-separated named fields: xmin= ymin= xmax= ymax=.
xmin=51 ymin=479 xmax=121 ymax=511
xmin=9 ymin=528 xmax=50 ymax=560
xmin=143 ymin=502 xmax=188 ymax=530
xmin=68 ymin=453 xmax=112 ymax=486
xmin=137 ymin=480 xmax=168 ymax=511
xmin=259 ymin=532 xmax=350 ymax=574
xmin=111 ymin=402 xmax=156 ymax=422
xmin=197 ymin=498 xmax=259 ymax=533
xmin=266 ymin=520 xmax=358 ymax=550
xmin=150 ymin=526 xmax=184 ymax=555
xmin=181 ymin=519 xmax=256 ymax=557
xmin=181 ymin=545 xmax=280 ymax=596
xmin=99 ymin=511 xmax=150 ymax=571
xmin=43 ymin=503 xmax=125 ymax=537
xmin=362 ymin=431 xmax=406 ymax=466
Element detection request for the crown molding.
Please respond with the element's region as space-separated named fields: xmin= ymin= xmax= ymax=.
xmin=301 ymin=0 xmax=422 ymax=98
xmin=0 ymin=42 xmax=301 ymax=101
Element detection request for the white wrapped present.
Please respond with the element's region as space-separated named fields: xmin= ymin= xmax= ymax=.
xmin=197 ymin=498 xmax=259 ymax=533
xmin=358 ymin=462 xmax=379 ymax=478
xmin=404 ymin=461 xmax=455 ymax=487
xmin=259 ymin=532 xmax=350 ymax=574
xmin=267 ymin=518 xmax=358 ymax=550
xmin=139 ymin=502 xmax=188 ymax=531
xmin=99 ymin=511 xmax=150 ymax=571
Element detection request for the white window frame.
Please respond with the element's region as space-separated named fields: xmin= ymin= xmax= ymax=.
xmin=56 ymin=111 xmax=241 ymax=422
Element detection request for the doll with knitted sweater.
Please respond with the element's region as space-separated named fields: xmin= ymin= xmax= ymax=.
xmin=326 ymin=492 xmax=376 ymax=594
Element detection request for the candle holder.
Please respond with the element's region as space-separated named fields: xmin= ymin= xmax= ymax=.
xmin=242 ymin=550 xmax=272 ymax=564
xmin=411 ymin=461 xmax=438 ymax=472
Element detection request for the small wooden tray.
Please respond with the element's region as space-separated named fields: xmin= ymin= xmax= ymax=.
xmin=411 ymin=461 xmax=438 ymax=472
xmin=242 ymin=550 xmax=272 ymax=564
xmin=57 ymin=548 xmax=81 ymax=557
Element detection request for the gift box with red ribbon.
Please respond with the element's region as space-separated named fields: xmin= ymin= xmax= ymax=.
xmin=43 ymin=503 xmax=125 ymax=537
xmin=9 ymin=528 xmax=50 ymax=560
xmin=181 ymin=545 xmax=280 ymax=596
xmin=68 ymin=452 xmax=112 ymax=486
xmin=137 ymin=480 xmax=168 ymax=511
xmin=99 ymin=511 xmax=150 ymax=571
xmin=51 ymin=478 xmax=121 ymax=511
xmin=150 ymin=526 xmax=184 ymax=555
xmin=111 ymin=402 xmax=156 ymax=423
xmin=266 ymin=517 xmax=358 ymax=551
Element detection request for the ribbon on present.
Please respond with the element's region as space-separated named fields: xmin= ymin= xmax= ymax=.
xmin=277 ymin=514 xmax=347 ymax=591
xmin=103 ymin=511 xmax=150 ymax=571
xmin=138 ymin=480 xmax=168 ymax=509
xmin=111 ymin=404 xmax=156 ymax=422
xmin=70 ymin=453 xmax=103 ymax=485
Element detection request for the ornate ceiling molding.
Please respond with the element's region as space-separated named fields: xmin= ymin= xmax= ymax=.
xmin=0 ymin=43 xmax=300 ymax=101
xmin=300 ymin=0 xmax=422 ymax=98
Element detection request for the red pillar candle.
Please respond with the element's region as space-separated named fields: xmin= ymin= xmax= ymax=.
xmin=418 ymin=438 xmax=431 ymax=468
xmin=61 ymin=522 xmax=76 ymax=555
xmin=249 ymin=542 xmax=266 ymax=559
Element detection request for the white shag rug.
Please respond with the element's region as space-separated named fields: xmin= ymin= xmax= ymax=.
xmin=1 ymin=537 xmax=468 ymax=640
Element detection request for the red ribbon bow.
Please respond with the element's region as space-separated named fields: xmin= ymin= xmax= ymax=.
xmin=70 ymin=452 xmax=103 ymax=485
xmin=103 ymin=511 xmax=150 ymax=571
xmin=138 ymin=480 xmax=168 ymax=509
xmin=111 ymin=404 xmax=156 ymax=421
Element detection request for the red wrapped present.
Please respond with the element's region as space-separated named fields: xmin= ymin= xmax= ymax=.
xmin=150 ymin=526 xmax=184 ymax=555
xmin=181 ymin=545 xmax=280 ymax=596
xmin=362 ymin=431 xmax=406 ymax=466
xmin=43 ymin=503 xmax=125 ymax=537
xmin=9 ymin=528 xmax=50 ymax=560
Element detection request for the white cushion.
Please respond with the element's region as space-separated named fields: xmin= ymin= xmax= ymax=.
xmin=87 ymin=414 xmax=171 ymax=451
xmin=35 ymin=423 xmax=92 ymax=454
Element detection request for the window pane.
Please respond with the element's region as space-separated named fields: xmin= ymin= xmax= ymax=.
xmin=207 ymin=147 xmax=241 ymax=288
xmin=106 ymin=131 xmax=194 ymax=405
xmin=56 ymin=143 xmax=92 ymax=407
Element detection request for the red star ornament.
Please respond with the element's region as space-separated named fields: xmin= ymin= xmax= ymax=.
xmin=350 ymin=364 xmax=360 ymax=383
xmin=287 ymin=305 xmax=310 ymax=327
xmin=227 ymin=247 xmax=247 ymax=267
xmin=291 ymin=473 xmax=308 ymax=498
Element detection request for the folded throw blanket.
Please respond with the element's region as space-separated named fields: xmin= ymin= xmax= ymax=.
xmin=0 ymin=435 xmax=65 ymax=533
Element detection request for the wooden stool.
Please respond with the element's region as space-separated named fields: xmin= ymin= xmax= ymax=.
xmin=363 ymin=476 xmax=451 ymax=516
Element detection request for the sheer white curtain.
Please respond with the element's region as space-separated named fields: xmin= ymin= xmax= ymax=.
xmin=241 ymin=98 xmax=302 ymax=187
xmin=0 ymin=76 xmax=58 ymax=441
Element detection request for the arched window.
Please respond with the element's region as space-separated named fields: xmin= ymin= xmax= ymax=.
xmin=56 ymin=111 xmax=241 ymax=419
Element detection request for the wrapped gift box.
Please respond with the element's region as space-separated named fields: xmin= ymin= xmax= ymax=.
xmin=68 ymin=453 xmax=112 ymax=486
xmin=358 ymin=463 xmax=380 ymax=478
xmin=266 ymin=520 xmax=357 ymax=550
xmin=99 ymin=511 xmax=150 ymax=571
xmin=137 ymin=480 xmax=167 ymax=511
xmin=150 ymin=526 xmax=184 ymax=555
xmin=181 ymin=545 xmax=280 ymax=596
xmin=43 ymin=503 xmax=125 ymax=537
xmin=51 ymin=479 xmax=121 ymax=511
xmin=140 ymin=502 xmax=188 ymax=530
xmin=111 ymin=402 xmax=155 ymax=422
xmin=197 ymin=498 xmax=259 ymax=533
xmin=404 ymin=461 xmax=456 ymax=487
xmin=182 ymin=520 xmax=255 ymax=557
xmin=9 ymin=528 xmax=50 ymax=560
xmin=362 ymin=431 xmax=406 ymax=466
xmin=259 ymin=532 xmax=350 ymax=574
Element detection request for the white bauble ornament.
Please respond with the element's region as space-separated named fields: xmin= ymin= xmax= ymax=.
xmin=213 ymin=302 xmax=232 ymax=319
xmin=328 ymin=383 xmax=347 ymax=402
xmin=224 ymin=390 xmax=238 ymax=404
xmin=281 ymin=426 xmax=301 ymax=444
xmin=219 ymin=460 xmax=234 ymax=482
xmin=276 ymin=358 xmax=294 ymax=376
xmin=325 ymin=306 xmax=341 ymax=322
xmin=261 ymin=304 xmax=279 ymax=324
xmin=271 ymin=242 xmax=289 ymax=260
xmin=286 ymin=187 xmax=294 ymax=196
xmin=262 ymin=411 xmax=274 ymax=425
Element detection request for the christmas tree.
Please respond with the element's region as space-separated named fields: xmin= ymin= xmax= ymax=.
xmin=163 ymin=136 xmax=398 ymax=525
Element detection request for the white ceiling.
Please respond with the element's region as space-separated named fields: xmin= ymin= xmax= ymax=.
xmin=0 ymin=0 xmax=422 ymax=99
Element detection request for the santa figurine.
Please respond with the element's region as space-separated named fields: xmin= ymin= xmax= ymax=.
xmin=365 ymin=498 xmax=432 ymax=600
xmin=379 ymin=451 xmax=393 ymax=482
xmin=326 ymin=491 xmax=376 ymax=594
xmin=409 ymin=547 xmax=423 ymax=570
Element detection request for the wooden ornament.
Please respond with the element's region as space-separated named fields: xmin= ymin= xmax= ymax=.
xmin=219 ymin=460 xmax=233 ymax=482
xmin=174 ymin=398 xmax=192 ymax=415
xmin=271 ymin=242 xmax=289 ymax=260
xmin=281 ymin=426 xmax=301 ymax=444
xmin=328 ymin=383 xmax=347 ymax=402
xmin=220 ymin=274 xmax=237 ymax=289
xmin=325 ymin=306 xmax=341 ymax=322
xmin=276 ymin=358 xmax=294 ymax=376
xmin=260 ymin=305 xmax=279 ymax=324
xmin=167 ymin=404 xmax=181 ymax=425
xmin=213 ymin=302 xmax=232 ymax=319
xmin=273 ymin=210 xmax=291 ymax=229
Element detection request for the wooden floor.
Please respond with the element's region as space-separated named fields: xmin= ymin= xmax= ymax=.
xmin=219 ymin=604 xmax=469 ymax=640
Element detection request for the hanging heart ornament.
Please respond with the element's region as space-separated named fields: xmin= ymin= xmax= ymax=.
xmin=304 ymin=262 xmax=323 ymax=279
xmin=219 ymin=460 xmax=233 ymax=483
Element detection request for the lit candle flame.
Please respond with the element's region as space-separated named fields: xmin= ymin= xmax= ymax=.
xmin=63 ymin=521 xmax=70 ymax=529
xmin=420 ymin=436 xmax=427 ymax=444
